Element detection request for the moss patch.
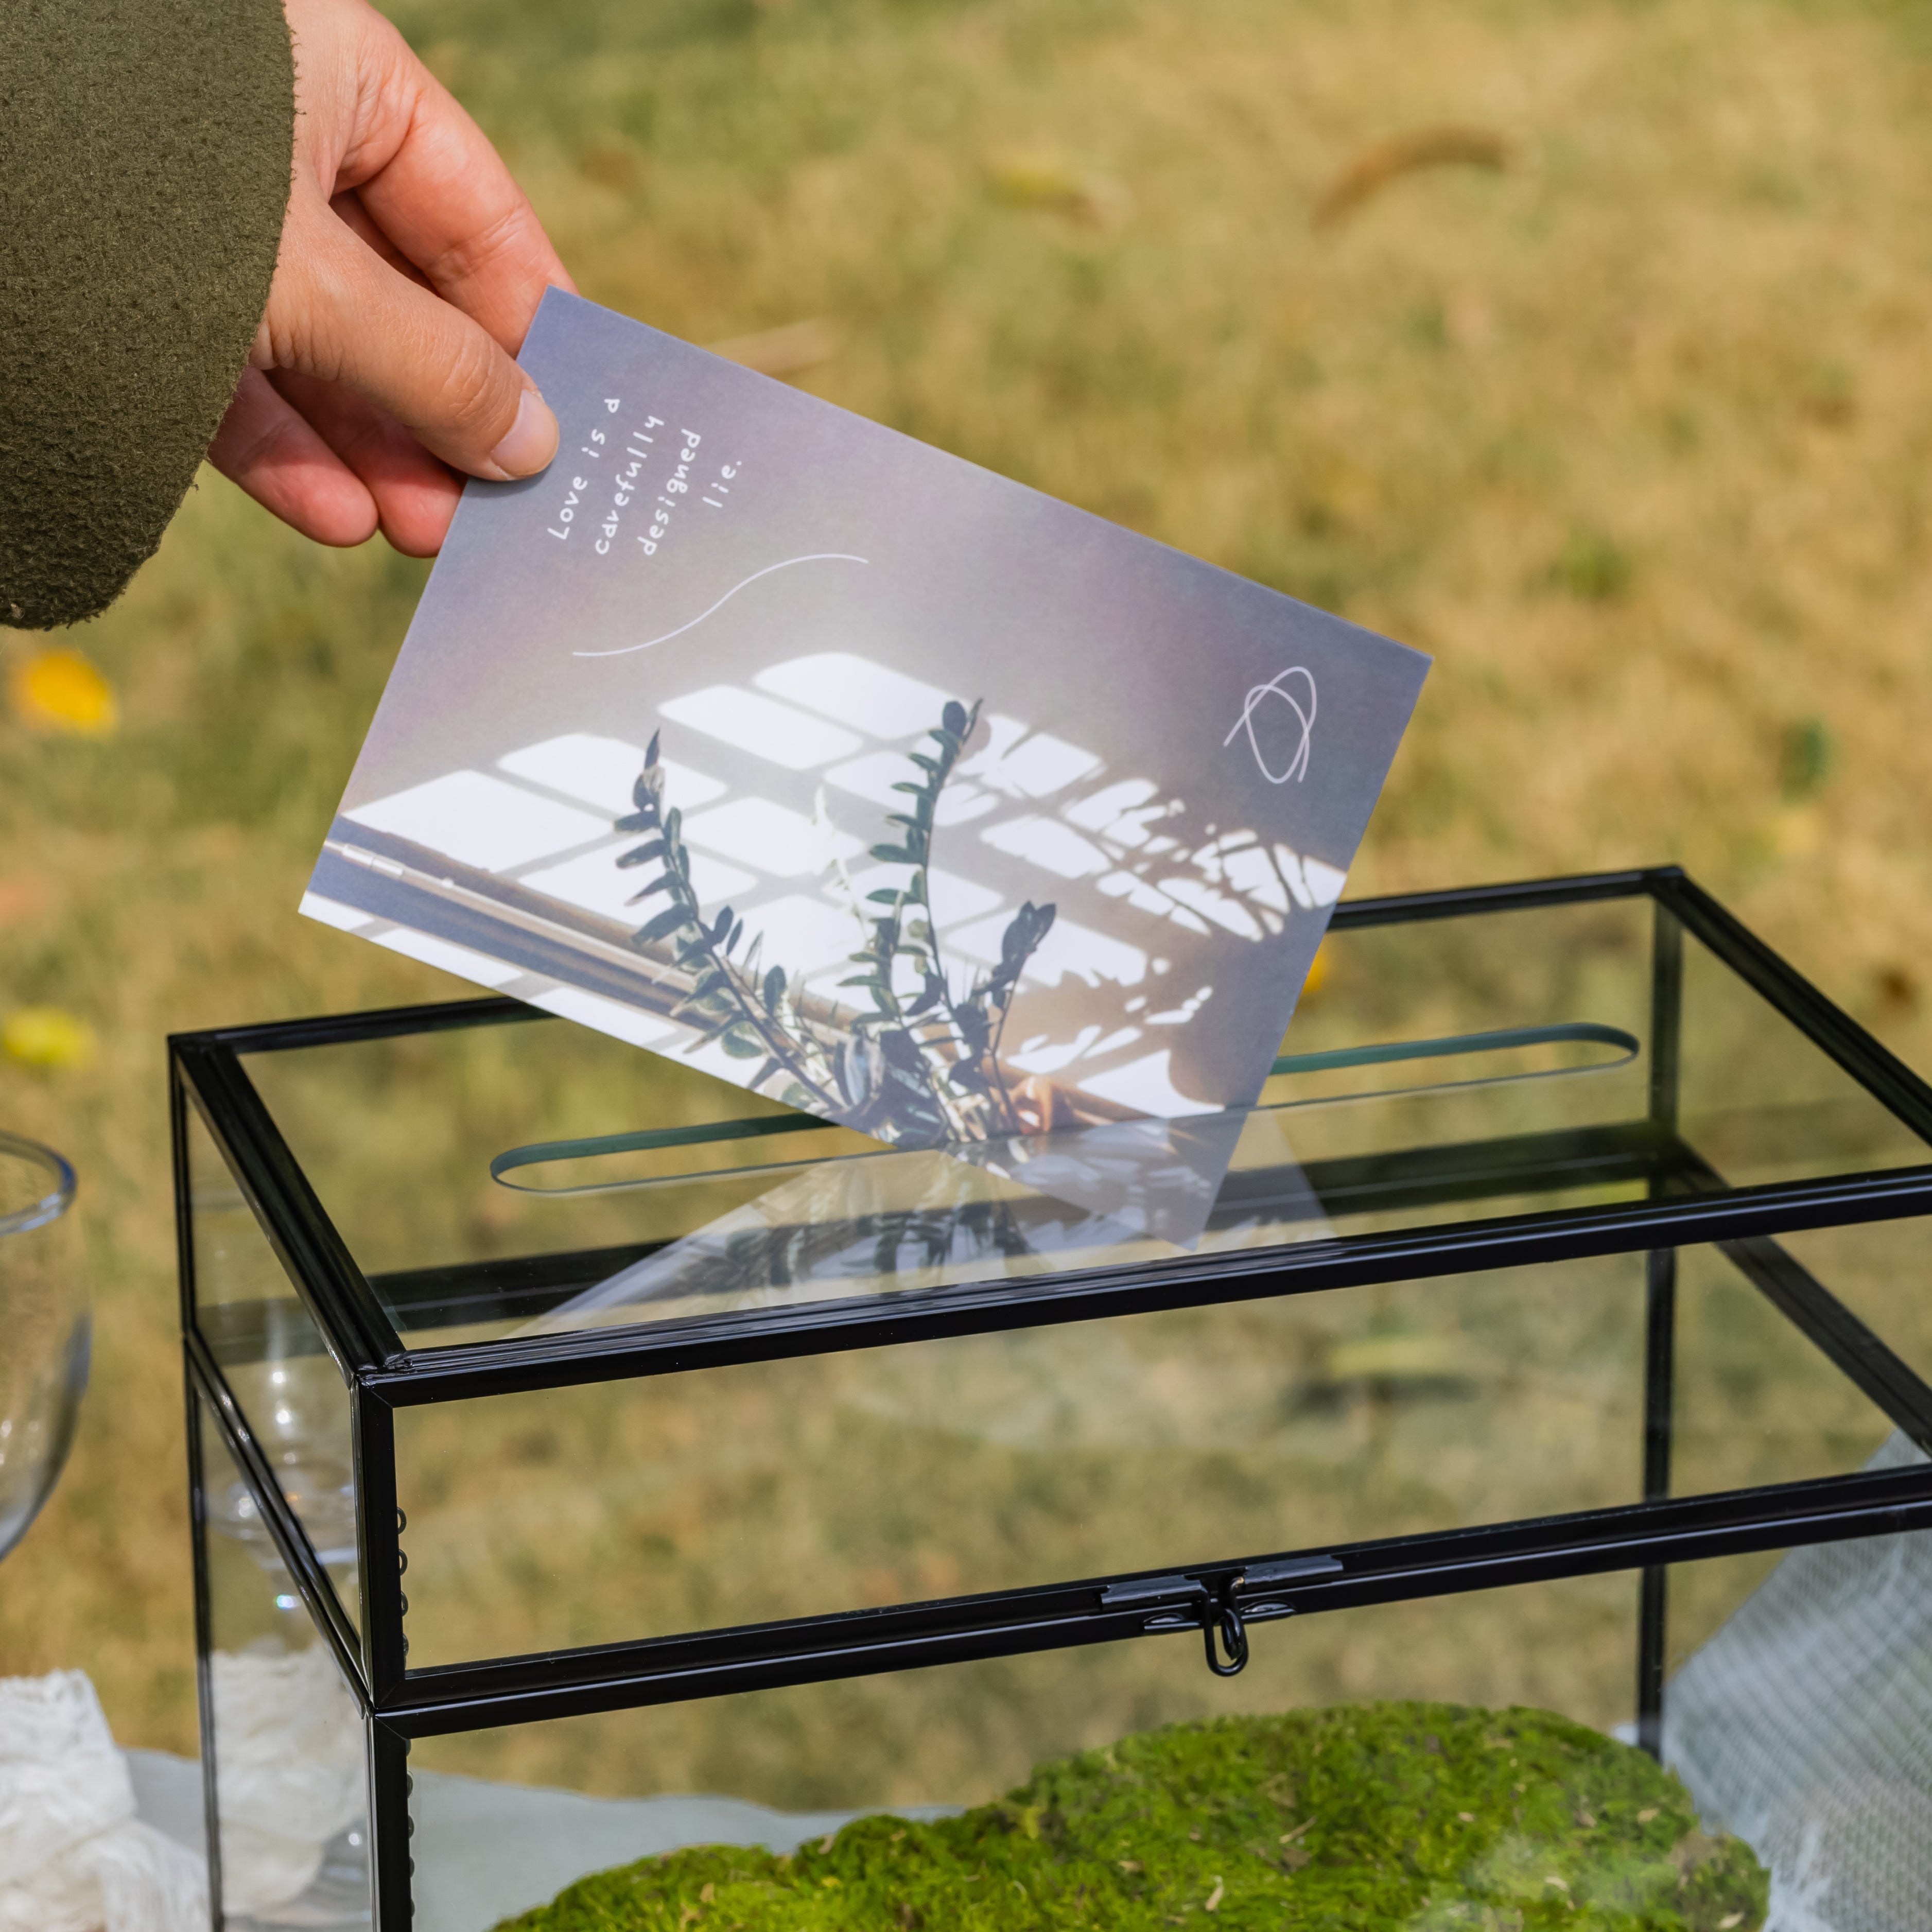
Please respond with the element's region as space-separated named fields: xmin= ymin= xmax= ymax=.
xmin=493 ymin=1701 xmax=1768 ymax=1930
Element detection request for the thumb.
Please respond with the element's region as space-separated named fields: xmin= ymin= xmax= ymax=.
xmin=262 ymin=197 xmax=561 ymax=482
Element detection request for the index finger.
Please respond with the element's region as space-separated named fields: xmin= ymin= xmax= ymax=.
xmin=339 ymin=9 xmax=576 ymax=352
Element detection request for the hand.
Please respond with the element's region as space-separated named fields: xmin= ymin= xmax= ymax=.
xmin=208 ymin=0 xmax=575 ymax=556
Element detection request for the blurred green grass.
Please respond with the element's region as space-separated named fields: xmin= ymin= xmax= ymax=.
xmin=4 ymin=0 xmax=1932 ymax=1754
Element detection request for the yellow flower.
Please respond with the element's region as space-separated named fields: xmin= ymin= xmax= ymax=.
xmin=983 ymin=148 xmax=1132 ymax=228
xmin=1301 ymin=939 xmax=1333 ymax=998
xmin=3 ymin=1007 xmax=97 ymax=1070
xmin=10 ymin=648 xmax=118 ymax=737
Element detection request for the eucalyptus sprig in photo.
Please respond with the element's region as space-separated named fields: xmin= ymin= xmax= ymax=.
xmin=612 ymin=704 xmax=1057 ymax=1142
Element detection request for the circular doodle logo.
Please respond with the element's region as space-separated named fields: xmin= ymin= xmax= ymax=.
xmin=1225 ymin=666 xmax=1316 ymax=785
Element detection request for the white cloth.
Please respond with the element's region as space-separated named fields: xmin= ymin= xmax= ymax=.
xmin=208 ymin=1646 xmax=365 ymax=1915
xmin=0 ymin=1671 xmax=205 ymax=1932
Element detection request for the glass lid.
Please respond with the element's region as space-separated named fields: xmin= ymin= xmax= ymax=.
xmin=225 ymin=894 xmax=1932 ymax=1351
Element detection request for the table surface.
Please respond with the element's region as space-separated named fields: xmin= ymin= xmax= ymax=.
xmin=133 ymin=1749 xmax=956 ymax=1932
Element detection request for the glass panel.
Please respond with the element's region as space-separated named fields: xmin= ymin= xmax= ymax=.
xmin=195 ymin=1391 xmax=371 ymax=1928
xmin=1662 ymin=1436 xmax=1932 ymax=1927
xmin=393 ymin=1252 xmax=1659 ymax=1666
xmin=243 ymin=1015 xmax=872 ymax=1346
xmin=240 ymin=899 xmax=1664 ymax=1347
xmin=1672 ymin=1241 xmax=1903 ymax=1498
xmin=1677 ymin=922 xmax=1932 ymax=1185
xmin=1259 ymin=894 xmax=1658 ymax=1177
xmin=394 ymin=1227 xmax=1901 ymax=1671
xmin=233 ymin=893 xmax=1932 ymax=1351
xmin=1779 ymin=1215 xmax=1932 ymax=1393
xmin=186 ymin=1099 xmax=362 ymax=1635
xmin=394 ymin=1519 xmax=1931 ymax=1932
xmin=405 ymin=1570 xmax=1646 ymax=1932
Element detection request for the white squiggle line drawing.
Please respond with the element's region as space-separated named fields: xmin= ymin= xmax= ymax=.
xmin=1225 ymin=666 xmax=1316 ymax=784
xmin=571 ymin=553 xmax=869 ymax=658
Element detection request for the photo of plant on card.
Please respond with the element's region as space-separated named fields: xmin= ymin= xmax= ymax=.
xmin=307 ymin=291 xmax=1429 ymax=1149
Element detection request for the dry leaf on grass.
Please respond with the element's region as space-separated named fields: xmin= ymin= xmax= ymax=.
xmin=706 ymin=317 xmax=844 ymax=378
xmin=577 ymin=135 xmax=644 ymax=194
xmin=1313 ymin=124 xmax=1513 ymax=229
xmin=0 ymin=876 xmax=52 ymax=925
xmin=1320 ymin=1331 xmax=1476 ymax=1386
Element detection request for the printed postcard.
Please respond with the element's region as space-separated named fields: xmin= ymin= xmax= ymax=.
xmin=307 ymin=289 xmax=1430 ymax=1163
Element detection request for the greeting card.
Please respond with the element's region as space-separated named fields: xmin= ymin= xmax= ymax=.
xmin=306 ymin=290 xmax=1428 ymax=1161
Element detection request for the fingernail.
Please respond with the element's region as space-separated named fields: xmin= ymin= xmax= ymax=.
xmin=489 ymin=390 xmax=560 ymax=479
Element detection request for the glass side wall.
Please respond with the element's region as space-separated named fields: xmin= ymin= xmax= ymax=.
xmin=239 ymin=897 xmax=1664 ymax=1348
xmin=185 ymin=1096 xmax=363 ymax=1639
xmin=1659 ymin=1438 xmax=1932 ymax=1929
xmin=195 ymin=1391 xmax=372 ymax=1929
xmin=1676 ymin=923 xmax=1932 ymax=1186
xmin=234 ymin=892 xmax=1932 ymax=1350
xmin=404 ymin=1568 xmax=1644 ymax=1932
xmin=390 ymin=1232 xmax=1900 ymax=1669
xmin=1246 ymin=894 xmax=1656 ymax=1181
xmin=1780 ymin=1215 xmax=1932 ymax=1394
xmin=1669 ymin=1240 xmax=1911 ymax=1495
xmin=399 ymin=1515 xmax=1928 ymax=1932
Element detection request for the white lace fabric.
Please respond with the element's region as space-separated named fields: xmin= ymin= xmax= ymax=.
xmin=0 ymin=1650 xmax=366 ymax=1931
xmin=0 ymin=1671 xmax=204 ymax=1932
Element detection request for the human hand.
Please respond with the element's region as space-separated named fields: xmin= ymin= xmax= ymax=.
xmin=208 ymin=0 xmax=574 ymax=556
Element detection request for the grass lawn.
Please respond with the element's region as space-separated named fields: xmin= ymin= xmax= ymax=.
xmin=2 ymin=0 xmax=1929 ymax=1780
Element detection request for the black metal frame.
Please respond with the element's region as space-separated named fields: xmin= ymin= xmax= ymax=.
xmin=175 ymin=867 xmax=1932 ymax=1927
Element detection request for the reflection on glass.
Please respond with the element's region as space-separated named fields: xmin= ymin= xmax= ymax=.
xmin=187 ymin=1100 xmax=361 ymax=1631
xmin=515 ymin=1112 xmax=1259 ymax=1333
xmin=0 ymin=1132 xmax=87 ymax=1562
xmin=198 ymin=1397 xmax=370 ymax=1928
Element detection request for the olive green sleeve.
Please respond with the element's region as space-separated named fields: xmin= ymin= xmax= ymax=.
xmin=0 ymin=0 xmax=294 ymax=630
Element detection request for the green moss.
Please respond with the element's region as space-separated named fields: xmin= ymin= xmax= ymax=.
xmin=493 ymin=1702 xmax=1769 ymax=1931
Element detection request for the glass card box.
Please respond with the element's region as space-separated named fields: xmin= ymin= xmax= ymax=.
xmin=173 ymin=867 xmax=1932 ymax=1931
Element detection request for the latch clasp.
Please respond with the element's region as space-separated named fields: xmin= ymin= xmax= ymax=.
xmin=1100 ymin=1555 xmax=1344 ymax=1679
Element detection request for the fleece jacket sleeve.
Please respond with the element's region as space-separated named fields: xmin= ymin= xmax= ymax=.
xmin=1 ymin=0 xmax=294 ymax=630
